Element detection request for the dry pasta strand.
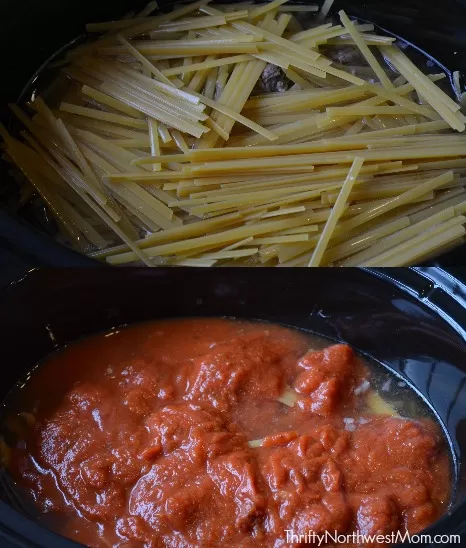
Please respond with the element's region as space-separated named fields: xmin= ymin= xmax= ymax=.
xmin=2 ymin=1 xmax=465 ymax=268
xmin=309 ymin=157 xmax=364 ymax=266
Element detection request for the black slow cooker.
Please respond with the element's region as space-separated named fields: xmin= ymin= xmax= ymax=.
xmin=0 ymin=267 xmax=465 ymax=546
xmin=1 ymin=0 xmax=466 ymax=267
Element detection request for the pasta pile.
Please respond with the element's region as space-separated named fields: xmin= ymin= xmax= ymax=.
xmin=1 ymin=0 xmax=466 ymax=266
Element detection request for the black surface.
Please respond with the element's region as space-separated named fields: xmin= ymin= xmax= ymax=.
xmin=0 ymin=267 xmax=465 ymax=546
xmin=0 ymin=212 xmax=98 ymax=269
xmin=1 ymin=1 xmax=466 ymax=266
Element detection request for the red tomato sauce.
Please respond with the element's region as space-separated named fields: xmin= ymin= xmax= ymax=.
xmin=7 ymin=318 xmax=450 ymax=547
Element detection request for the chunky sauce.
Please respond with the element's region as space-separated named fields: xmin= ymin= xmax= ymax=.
xmin=5 ymin=319 xmax=450 ymax=547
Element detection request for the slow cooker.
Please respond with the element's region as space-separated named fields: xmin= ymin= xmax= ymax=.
xmin=0 ymin=266 xmax=465 ymax=546
xmin=1 ymin=0 xmax=466 ymax=266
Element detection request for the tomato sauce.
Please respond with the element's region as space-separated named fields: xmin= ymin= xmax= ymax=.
xmin=5 ymin=318 xmax=450 ymax=547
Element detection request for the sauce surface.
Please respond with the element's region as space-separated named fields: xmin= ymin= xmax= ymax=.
xmin=5 ymin=318 xmax=450 ymax=547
